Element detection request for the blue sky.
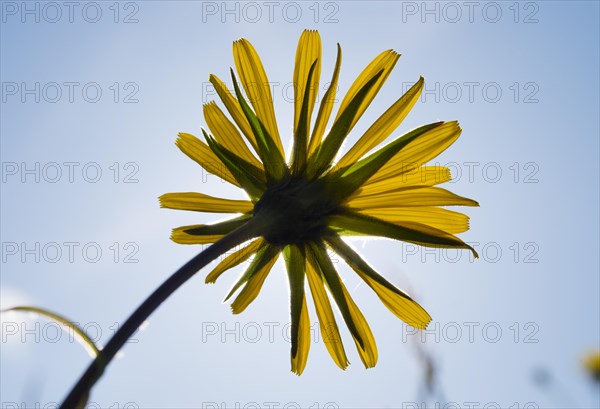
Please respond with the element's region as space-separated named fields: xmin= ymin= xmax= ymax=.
xmin=1 ymin=1 xmax=599 ymax=408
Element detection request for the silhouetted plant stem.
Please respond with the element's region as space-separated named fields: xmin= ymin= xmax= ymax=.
xmin=60 ymin=219 xmax=263 ymax=409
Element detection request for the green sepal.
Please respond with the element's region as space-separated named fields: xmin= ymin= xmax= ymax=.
xmin=291 ymin=59 xmax=319 ymax=175
xmin=202 ymin=129 xmax=266 ymax=200
xmin=329 ymin=211 xmax=478 ymax=258
xmin=183 ymin=214 xmax=253 ymax=237
xmin=223 ymin=243 xmax=278 ymax=302
xmin=283 ymin=244 xmax=307 ymax=358
xmin=230 ymin=69 xmax=289 ymax=182
xmin=308 ymin=44 xmax=342 ymax=153
xmin=307 ymin=241 xmax=365 ymax=349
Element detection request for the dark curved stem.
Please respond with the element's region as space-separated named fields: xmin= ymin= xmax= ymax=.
xmin=60 ymin=220 xmax=263 ymax=408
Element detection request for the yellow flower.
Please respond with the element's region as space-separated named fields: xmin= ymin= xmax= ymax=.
xmin=583 ymin=350 xmax=600 ymax=382
xmin=160 ymin=30 xmax=478 ymax=374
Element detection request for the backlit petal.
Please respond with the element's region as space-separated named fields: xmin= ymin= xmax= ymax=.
xmin=305 ymin=253 xmax=349 ymax=369
xmin=291 ymin=295 xmax=311 ymax=375
xmin=283 ymin=245 xmax=311 ymax=375
xmin=356 ymin=207 xmax=470 ymax=234
xmin=209 ymin=74 xmax=258 ymax=152
xmin=205 ymin=238 xmax=265 ymax=284
xmin=326 ymin=235 xmax=431 ymax=329
xmin=175 ymin=132 xmax=240 ymax=187
xmin=334 ymin=49 xmax=400 ymax=134
xmin=294 ymin=30 xmax=321 ymax=136
xmin=203 ymin=102 xmax=263 ymax=169
xmin=357 ymin=166 xmax=451 ymax=196
xmin=369 ymin=121 xmax=461 ymax=183
xmin=336 ymin=77 xmax=424 ymax=169
xmin=347 ymin=186 xmax=479 ymax=209
xmin=308 ymin=243 xmax=378 ymax=368
xmin=308 ymin=44 xmax=342 ymax=156
xmin=229 ymin=245 xmax=279 ymax=313
xmin=233 ymin=39 xmax=284 ymax=155
xmin=159 ymin=192 xmax=253 ymax=214
xmin=171 ymin=216 xmax=251 ymax=245
xmin=330 ymin=212 xmax=478 ymax=257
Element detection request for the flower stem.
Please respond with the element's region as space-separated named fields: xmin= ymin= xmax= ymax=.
xmin=60 ymin=219 xmax=263 ymax=409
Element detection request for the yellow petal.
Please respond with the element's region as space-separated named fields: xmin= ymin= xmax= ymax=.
xmin=305 ymin=256 xmax=349 ymax=369
xmin=205 ymin=238 xmax=265 ymax=284
xmin=347 ymin=186 xmax=479 ymax=209
xmin=291 ymin=295 xmax=311 ymax=375
xmin=170 ymin=216 xmax=250 ymax=245
xmin=230 ymin=249 xmax=278 ymax=314
xmin=308 ymin=44 xmax=342 ymax=156
xmin=340 ymin=283 xmax=378 ymax=368
xmin=357 ymin=166 xmax=451 ymax=196
xmin=357 ymin=207 xmax=470 ymax=234
xmin=283 ymin=244 xmax=310 ymax=374
xmin=362 ymin=272 xmax=430 ymax=329
xmin=203 ymin=102 xmax=263 ymax=169
xmin=334 ymin=49 xmax=400 ymax=134
xmin=307 ymin=245 xmax=377 ymax=368
xmin=336 ymin=77 xmax=424 ymax=169
xmin=331 ymin=213 xmax=478 ymax=257
xmin=209 ymin=74 xmax=258 ymax=152
xmin=170 ymin=225 xmax=223 ymax=245
xmin=369 ymin=121 xmax=461 ymax=183
xmin=175 ymin=132 xmax=240 ymax=187
xmin=326 ymin=236 xmax=431 ymax=329
xmin=294 ymin=30 xmax=321 ymax=136
xmin=232 ymin=39 xmax=284 ymax=155
xmin=159 ymin=192 xmax=253 ymax=214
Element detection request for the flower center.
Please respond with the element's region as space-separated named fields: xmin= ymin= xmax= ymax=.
xmin=253 ymin=177 xmax=339 ymax=246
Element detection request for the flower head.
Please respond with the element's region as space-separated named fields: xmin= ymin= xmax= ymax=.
xmin=161 ymin=30 xmax=478 ymax=374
